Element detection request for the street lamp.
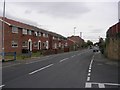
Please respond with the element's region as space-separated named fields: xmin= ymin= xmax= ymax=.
xmin=74 ymin=27 xmax=76 ymax=36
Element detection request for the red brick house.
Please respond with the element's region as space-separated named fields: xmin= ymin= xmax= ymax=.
xmin=67 ymin=36 xmax=84 ymax=50
xmin=0 ymin=17 xmax=66 ymax=54
xmin=105 ymin=22 xmax=120 ymax=60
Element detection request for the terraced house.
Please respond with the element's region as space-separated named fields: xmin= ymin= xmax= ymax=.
xmin=0 ymin=17 xmax=67 ymax=54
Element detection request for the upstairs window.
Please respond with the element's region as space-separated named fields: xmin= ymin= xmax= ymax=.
xmin=38 ymin=32 xmax=41 ymax=36
xmin=28 ymin=30 xmax=32 ymax=35
xmin=43 ymin=33 xmax=46 ymax=37
xmin=12 ymin=26 xmax=18 ymax=33
xmin=34 ymin=32 xmax=38 ymax=36
xmin=22 ymin=29 xmax=27 ymax=35
xmin=11 ymin=41 xmax=18 ymax=47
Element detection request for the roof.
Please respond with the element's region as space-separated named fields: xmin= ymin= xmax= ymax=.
xmin=107 ymin=22 xmax=120 ymax=37
xmin=0 ymin=17 xmax=33 ymax=30
xmin=0 ymin=16 xmax=66 ymax=38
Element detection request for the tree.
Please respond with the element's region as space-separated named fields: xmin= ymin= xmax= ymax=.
xmin=86 ymin=40 xmax=93 ymax=46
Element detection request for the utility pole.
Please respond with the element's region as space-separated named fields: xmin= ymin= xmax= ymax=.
xmin=74 ymin=27 xmax=76 ymax=36
xmin=2 ymin=0 xmax=5 ymax=61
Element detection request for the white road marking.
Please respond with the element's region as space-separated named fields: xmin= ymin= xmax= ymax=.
xmin=85 ymin=82 xmax=91 ymax=88
xmin=89 ymin=67 xmax=91 ymax=70
xmin=29 ymin=64 xmax=53 ymax=75
xmin=59 ymin=58 xmax=69 ymax=62
xmin=0 ymin=85 xmax=5 ymax=88
xmin=88 ymin=73 xmax=91 ymax=76
xmin=71 ymin=55 xmax=76 ymax=58
xmin=91 ymin=82 xmax=120 ymax=86
xmin=87 ymin=77 xmax=90 ymax=81
xmin=2 ymin=63 xmax=21 ymax=68
xmin=88 ymin=70 xmax=91 ymax=73
xmin=98 ymin=83 xmax=105 ymax=88
xmin=85 ymin=54 xmax=94 ymax=85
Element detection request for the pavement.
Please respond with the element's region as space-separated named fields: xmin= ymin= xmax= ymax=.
xmin=1 ymin=49 xmax=120 ymax=88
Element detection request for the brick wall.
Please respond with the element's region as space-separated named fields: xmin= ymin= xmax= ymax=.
xmin=105 ymin=38 xmax=120 ymax=60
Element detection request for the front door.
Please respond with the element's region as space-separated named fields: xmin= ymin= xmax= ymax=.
xmin=28 ymin=40 xmax=32 ymax=51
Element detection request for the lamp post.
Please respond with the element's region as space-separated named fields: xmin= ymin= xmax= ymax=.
xmin=74 ymin=27 xmax=76 ymax=36
xmin=2 ymin=0 xmax=5 ymax=61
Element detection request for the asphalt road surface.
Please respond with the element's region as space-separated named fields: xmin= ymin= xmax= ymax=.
xmin=1 ymin=49 xmax=120 ymax=88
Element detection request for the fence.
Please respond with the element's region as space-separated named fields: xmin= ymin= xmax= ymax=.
xmin=0 ymin=52 xmax=16 ymax=62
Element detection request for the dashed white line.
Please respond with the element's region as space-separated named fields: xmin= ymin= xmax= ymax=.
xmin=87 ymin=77 xmax=90 ymax=81
xmin=88 ymin=70 xmax=91 ymax=73
xmin=88 ymin=73 xmax=91 ymax=76
xmin=0 ymin=85 xmax=5 ymax=88
xmin=29 ymin=64 xmax=53 ymax=75
xmin=59 ymin=58 xmax=69 ymax=62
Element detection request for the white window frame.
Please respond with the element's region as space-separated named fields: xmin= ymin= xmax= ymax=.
xmin=22 ymin=29 xmax=27 ymax=35
xmin=34 ymin=42 xmax=38 ymax=47
xmin=59 ymin=42 xmax=61 ymax=47
xmin=34 ymin=32 xmax=38 ymax=36
xmin=12 ymin=26 xmax=18 ymax=33
xmin=28 ymin=30 xmax=32 ymax=35
xmin=46 ymin=41 xmax=49 ymax=49
xmin=43 ymin=33 xmax=46 ymax=37
xmin=38 ymin=32 xmax=41 ymax=36
xmin=11 ymin=41 xmax=18 ymax=47
xmin=22 ymin=41 xmax=28 ymax=47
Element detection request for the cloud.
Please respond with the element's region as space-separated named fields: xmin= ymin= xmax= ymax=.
xmin=37 ymin=2 xmax=90 ymax=18
xmin=9 ymin=2 xmax=90 ymax=19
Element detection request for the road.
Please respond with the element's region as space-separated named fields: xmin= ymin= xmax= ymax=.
xmin=1 ymin=49 xmax=120 ymax=88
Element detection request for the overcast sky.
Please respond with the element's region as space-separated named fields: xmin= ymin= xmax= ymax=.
xmin=0 ymin=0 xmax=119 ymax=43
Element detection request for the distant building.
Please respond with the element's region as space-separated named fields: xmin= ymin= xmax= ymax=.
xmin=105 ymin=22 xmax=120 ymax=60
xmin=67 ymin=36 xmax=85 ymax=50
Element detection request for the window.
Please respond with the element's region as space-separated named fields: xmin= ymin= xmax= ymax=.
xmin=34 ymin=42 xmax=38 ymax=47
xmin=59 ymin=42 xmax=61 ymax=47
xmin=53 ymin=36 xmax=55 ymax=40
xmin=46 ymin=41 xmax=49 ymax=49
xmin=43 ymin=42 xmax=46 ymax=47
xmin=22 ymin=41 xmax=28 ymax=47
xmin=12 ymin=26 xmax=18 ymax=33
xmin=38 ymin=32 xmax=41 ymax=36
xmin=28 ymin=30 xmax=32 ymax=35
xmin=46 ymin=34 xmax=48 ymax=37
xmin=43 ymin=33 xmax=46 ymax=37
xmin=11 ymin=41 xmax=18 ymax=47
xmin=34 ymin=32 xmax=38 ymax=36
xmin=22 ymin=29 xmax=27 ymax=35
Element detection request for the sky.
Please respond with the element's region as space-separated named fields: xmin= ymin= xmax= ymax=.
xmin=0 ymin=0 xmax=119 ymax=43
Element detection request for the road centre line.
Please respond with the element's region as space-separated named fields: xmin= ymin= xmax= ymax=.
xmin=29 ymin=64 xmax=53 ymax=75
xmin=59 ymin=58 xmax=69 ymax=62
